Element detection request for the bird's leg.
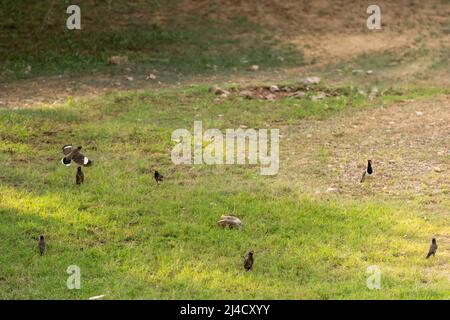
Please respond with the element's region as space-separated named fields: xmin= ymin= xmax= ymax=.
xmin=360 ymin=171 xmax=366 ymax=183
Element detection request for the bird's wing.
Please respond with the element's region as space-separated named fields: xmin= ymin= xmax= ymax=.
xmin=244 ymin=256 xmax=251 ymax=267
xmin=426 ymin=244 xmax=435 ymax=258
xmin=62 ymin=145 xmax=74 ymax=155
xmin=431 ymin=244 xmax=437 ymax=253
xmin=72 ymin=149 xmax=91 ymax=166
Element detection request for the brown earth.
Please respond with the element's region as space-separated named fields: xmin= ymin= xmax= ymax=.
xmin=278 ymin=95 xmax=449 ymax=202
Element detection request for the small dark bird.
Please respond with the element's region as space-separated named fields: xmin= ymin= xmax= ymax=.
xmin=38 ymin=235 xmax=46 ymax=256
xmin=360 ymin=160 xmax=373 ymax=183
xmin=426 ymin=238 xmax=437 ymax=259
xmin=244 ymin=251 xmax=254 ymax=271
xmin=76 ymin=167 xmax=84 ymax=185
xmin=154 ymin=170 xmax=164 ymax=184
xmin=61 ymin=145 xmax=92 ymax=167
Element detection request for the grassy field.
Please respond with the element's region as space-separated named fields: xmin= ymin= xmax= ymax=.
xmin=1 ymin=0 xmax=449 ymax=300
xmin=1 ymin=84 xmax=448 ymax=299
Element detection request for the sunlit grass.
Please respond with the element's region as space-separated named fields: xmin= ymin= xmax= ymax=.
xmin=0 ymin=85 xmax=448 ymax=299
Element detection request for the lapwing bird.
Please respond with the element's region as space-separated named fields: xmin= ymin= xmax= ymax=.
xmin=76 ymin=167 xmax=84 ymax=185
xmin=61 ymin=145 xmax=92 ymax=167
xmin=154 ymin=170 xmax=164 ymax=184
xmin=244 ymin=251 xmax=254 ymax=271
xmin=38 ymin=235 xmax=46 ymax=256
xmin=360 ymin=159 xmax=373 ymax=183
xmin=426 ymin=238 xmax=437 ymax=259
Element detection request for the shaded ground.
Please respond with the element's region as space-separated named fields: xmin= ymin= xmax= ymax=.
xmin=1 ymin=0 xmax=449 ymax=107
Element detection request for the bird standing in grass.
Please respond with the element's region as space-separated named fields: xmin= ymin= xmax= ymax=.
xmin=244 ymin=251 xmax=254 ymax=271
xmin=38 ymin=235 xmax=46 ymax=256
xmin=426 ymin=238 xmax=437 ymax=258
xmin=154 ymin=170 xmax=164 ymax=184
xmin=76 ymin=167 xmax=84 ymax=185
xmin=61 ymin=145 xmax=92 ymax=167
xmin=360 ymin=160 xmax=373 ymax=183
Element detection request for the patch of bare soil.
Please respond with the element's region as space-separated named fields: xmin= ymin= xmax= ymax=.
xmin=172 ymin=0 xmax=448 ymax=34
xmin=279 ymin=95 xmax=450 ymax=203
xmin=210 ymin=81 xmax=344 ymax=101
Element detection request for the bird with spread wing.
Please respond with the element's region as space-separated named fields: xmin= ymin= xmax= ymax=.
xmin=61 ymin=145 xmax=93 ymax=167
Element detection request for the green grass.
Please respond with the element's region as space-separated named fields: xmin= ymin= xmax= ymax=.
xmin=332 ymin=46 xmax=433 ymax=75
xmin=0 ymin=0 xmax=304 ymax=80
xmin=431 ymin=47 xmax=450 ymax=70
xmin=0 ymin=85 xmax=448 ymax=299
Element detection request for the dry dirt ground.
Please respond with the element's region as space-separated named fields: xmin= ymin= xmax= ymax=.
xmin=278 ymin=95 xmax=449 ymax=201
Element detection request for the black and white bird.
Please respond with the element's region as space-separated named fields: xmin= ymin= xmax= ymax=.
xmin=61 ymin=145 xmax=92 ymax=167
xmin=244 ymin=251 xmax=254 ymax=271
xmin=426 ymin=238 xmax=437 ymax=259
xmin=38 ymin=235 xmax=46 ymax=256
xmin=154 ymin=170 xmax=164 ymax=184
xmin=76 ymin=167 xmax=84 ymax=185
xmin=360 ymin=160 xmax=373 ymax=183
